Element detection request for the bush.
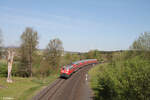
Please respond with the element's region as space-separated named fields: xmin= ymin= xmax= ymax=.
xmin=33 ymin=60 xmax=52 ymax=78
xmin=0 ymin=60 xmax=23 ymax=77
xmin=95 ymin=53 xmax=150 ymax=100
xmin=0 ymin=63 xmax=7 ymax=77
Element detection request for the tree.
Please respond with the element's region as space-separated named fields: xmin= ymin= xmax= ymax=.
xmin=72 ymin=54 xmax=80 ymax=62
xmin=44 ymin=38 xmax=63 ymax=72
xmin=20 ymin=27 xmax=38 ymax=77
xmin=64 ymin=53 xmax=73 ymax=64
xmin=86 ymin=50 xmax=101 ymax=61
xmin=130 ymin=32 xmax=150 ymax=51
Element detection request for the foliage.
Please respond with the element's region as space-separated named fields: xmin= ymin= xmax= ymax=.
xmin=89 ymin=31 xmax=150 ymax=100
xmin=72 ymin=53 xmax=81 ymax=61
xmin=90 ymin=51 xmax=150 ymax=100
xmin=44 ymin=38 xmax=63 ymax=71
xmin=19 ymin=27 xmax=39 ymax=77
xmin=0 ymin=62 xmax=7 ymax=77
xmin=62 ymin=53 xmax=81 ymax=65
xmin=88 ymin=64 xmax=103 ymax=95
xmin=84 ymin=50 xmax=101 ymax=61
xmin=0 ymin=60 xmax=20 ymax=77
xmin=130 ymin=32 xmax=150 ymax=50
xmin=33 ymin=38 xmax=64 ymax=77
xmin=33 ymin=59 xmax=52 ymax=78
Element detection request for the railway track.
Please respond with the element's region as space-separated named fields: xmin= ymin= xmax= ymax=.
xmin=32 ymin=78 xmax=65 ymax=100
xmin=32 ymin=65 xmax=94 ymax=100
xmin=47 ymin=79 xmax=65 ymax=99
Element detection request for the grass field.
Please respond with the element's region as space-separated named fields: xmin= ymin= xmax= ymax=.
xmin=0 ymin=75 xmax=58 ymax=100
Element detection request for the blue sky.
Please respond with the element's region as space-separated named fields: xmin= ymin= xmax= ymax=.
xmin=0 ymin=0 xmax=150 ymax=52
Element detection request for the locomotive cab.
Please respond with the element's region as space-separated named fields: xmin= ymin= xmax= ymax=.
xmin=60 ymin=65 xmax=74 ymax=78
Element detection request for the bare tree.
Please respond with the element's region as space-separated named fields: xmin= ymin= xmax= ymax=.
xmin=44 ymin=38 xmax=63 ymax=71
xmin=7 ymin=49 xmax=15 ymax=83
xmin=20 ymin=27 xmax=38 ymax=77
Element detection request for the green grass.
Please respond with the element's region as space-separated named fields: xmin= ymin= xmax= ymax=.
xmin=0 ymin=75 xmax=58 ymax=100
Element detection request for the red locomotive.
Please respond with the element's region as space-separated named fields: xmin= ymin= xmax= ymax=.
xmin=60 ymin=59 xmax=98 ymax=78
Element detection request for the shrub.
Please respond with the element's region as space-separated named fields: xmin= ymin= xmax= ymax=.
xmin=96 ymin=53 xmax=150 ymax=100
xmin=0 ymin=61 xmax=21 ymax=77
xmin=0 ymin=63 xmax=7 ymax=77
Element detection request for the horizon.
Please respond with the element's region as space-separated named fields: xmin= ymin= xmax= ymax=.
xmin=0 ymin=0 xmax=150 ymax=52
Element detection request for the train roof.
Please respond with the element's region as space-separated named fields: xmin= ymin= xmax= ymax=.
xmin=72 ymin=59 xmax=97 ymax=64
xmin=63 ymin=59 xmax=97 ymax=69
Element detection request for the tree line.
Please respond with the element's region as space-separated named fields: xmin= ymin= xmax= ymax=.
xmin=0 ymin=27 xmax=104 ymax=78
xmin=0 ymin=27 xmax=64 ymax=77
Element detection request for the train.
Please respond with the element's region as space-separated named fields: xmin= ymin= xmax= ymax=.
xmin=60 ymin=59 xmax=98 ymax=78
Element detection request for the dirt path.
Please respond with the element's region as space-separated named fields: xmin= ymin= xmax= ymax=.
xmin=32 ymin=65 xmax=94 ymax=100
